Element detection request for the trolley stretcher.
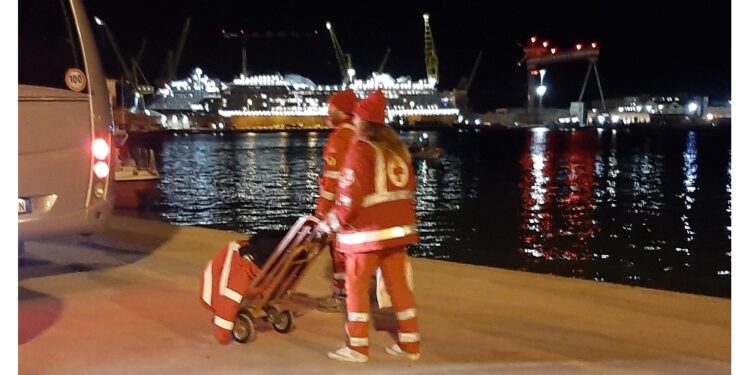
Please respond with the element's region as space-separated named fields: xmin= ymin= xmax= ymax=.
xmin=232 ymin=215 xmax=326 ymax=343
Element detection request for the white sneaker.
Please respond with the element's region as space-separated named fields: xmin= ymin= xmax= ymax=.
xmin=327 ymin=346 xmax=369 ymax=363
xmin=385 ymin=344 xmax=420 ymax=360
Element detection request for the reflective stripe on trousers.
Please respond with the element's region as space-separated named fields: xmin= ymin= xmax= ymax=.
xmin=345 ymin=247 xmax=420 ymax=355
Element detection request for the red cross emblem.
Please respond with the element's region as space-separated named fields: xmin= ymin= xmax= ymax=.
xmin=387 ymin=157 xmax=409 ymax=188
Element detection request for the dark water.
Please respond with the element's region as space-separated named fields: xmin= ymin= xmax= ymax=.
xmin=146 ymin=126 xmax=731 ymax=297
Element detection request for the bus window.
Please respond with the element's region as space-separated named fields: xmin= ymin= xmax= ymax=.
xmin=19 ymin=0 xmax=87 ymax=92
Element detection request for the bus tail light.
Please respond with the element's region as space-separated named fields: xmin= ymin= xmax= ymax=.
xmin=93 ymin=161 xmax=109 ymax=178
xmin=93 ymin=138 xmax=110 ymax=160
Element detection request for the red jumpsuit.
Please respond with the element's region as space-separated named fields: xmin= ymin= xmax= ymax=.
xmin=315 ymin=120 xmax=356 ymax=296
xmin=326 ymin=139 xmax=420 ymax=356
xmin=200 ymin=240 xmax=261 ymax=344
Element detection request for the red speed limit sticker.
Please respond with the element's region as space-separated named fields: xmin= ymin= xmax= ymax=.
xmin=65 ymin=68 xmax=87 ymax=92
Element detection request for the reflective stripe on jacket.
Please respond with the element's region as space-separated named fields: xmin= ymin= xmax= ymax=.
xmin=330 ymin=139 xmax=418 ymax=252
xmin=200 ymin=240 xmax=260 ymax=344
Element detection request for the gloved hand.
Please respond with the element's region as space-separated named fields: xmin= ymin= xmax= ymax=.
xmin=316 ymin=220 xmax=332 ymax=236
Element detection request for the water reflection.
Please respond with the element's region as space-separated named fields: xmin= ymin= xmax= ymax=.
xmin=158 ymin=133 xmax=326 ymax=231
xmin=150 ymin=127 xmax=731 ymax=297
xmin=518 ymin=129 xmax=553 ymax=258
xmin=681 ymin=131 xmax=697 ymax=245
xmin=556 ymin=130 xmax=597 ymax=265
xmin=518 ymin=129 xmax=597 ymax=273
xmin=412 ymin=137 xmax=472 ymax=259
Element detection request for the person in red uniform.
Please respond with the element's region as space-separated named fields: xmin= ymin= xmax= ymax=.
xmin=318 ymin=90 xmax=421 ymax=363
xmin=315 ymin=89 xmax=358 ymax=313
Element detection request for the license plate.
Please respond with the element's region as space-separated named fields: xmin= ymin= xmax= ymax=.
xmin=18 ymin=198 xmax=31 ymax=214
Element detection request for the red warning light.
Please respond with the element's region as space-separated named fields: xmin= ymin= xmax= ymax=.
xmin=575 ymin=44 xmax=583 ymax=51
xmin=551 ymin=48 xmax=557 ymax=54
xmin=542 ymin=41 xmax=549 ymax=48
xmin=530 ymin=70 xmax=539 ymax=76
xmin=591 ymin=42 xmax=598 ymax=48
xmin=530 ymin=36 xmax=538 ymax=44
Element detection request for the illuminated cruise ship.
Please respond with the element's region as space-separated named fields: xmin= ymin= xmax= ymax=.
xmin=147 ymin=67 xmax=460 ymax=130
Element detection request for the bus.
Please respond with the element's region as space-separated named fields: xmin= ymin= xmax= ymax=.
xmin=18 ymin=0 xmax=115 ymax=240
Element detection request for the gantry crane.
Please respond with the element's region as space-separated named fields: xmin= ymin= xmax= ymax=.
xmin=423 ymin=13 xmax=439 ymax=85
xmin=325 ymin=21 xmax=354 ymax=85
xmin=519 ymin=36 xmax=605 ymax=112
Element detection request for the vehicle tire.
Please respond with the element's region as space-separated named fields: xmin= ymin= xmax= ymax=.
xmin=232 ymin=312 xmax=256 ymax=343
xmin=272 ymin=310 xmax=295 ymax=334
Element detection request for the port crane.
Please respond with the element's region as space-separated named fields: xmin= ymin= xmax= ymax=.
xmin=325 ymin=21 xmax=354 ymax=85
xmin=453 ymin=51 xmax=483 ymax=115
xmin=423 ymin=13 xmax=439 ymax=85
xmin=93 ymin=16 xmax=152 ymax=94
xmin=378 ymin=48 xmax=391 ymax=73
xmin=221 ymin=27 xmax=249 ymax=77
xmin=157 ymin=17 xmax=191 ymax=84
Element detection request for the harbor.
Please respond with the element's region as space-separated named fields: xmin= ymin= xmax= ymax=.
xmin=18 ymin=0 xmax=734 ymax=373
xmin=118 ymin=126 xmax=732 ymax=297
xmin=19 ymin=215 xmax=730 ymax=374
xmin=98 ymin=11 xmax=730 ymax=134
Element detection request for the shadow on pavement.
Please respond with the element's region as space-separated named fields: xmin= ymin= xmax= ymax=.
xmin=18 ymin=287 xmax=63 ymax=345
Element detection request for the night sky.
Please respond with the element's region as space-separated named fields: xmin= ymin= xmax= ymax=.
xmin=84 ymin=0 xmax=731 ymax=112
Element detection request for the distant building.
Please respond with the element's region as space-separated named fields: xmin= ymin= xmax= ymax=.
xmin=589 ymin=93 xmax=730 ymax=124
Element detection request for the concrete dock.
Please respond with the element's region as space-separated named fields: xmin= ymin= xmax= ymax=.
xmin=19 ymin=216 xmax=730 ymax=374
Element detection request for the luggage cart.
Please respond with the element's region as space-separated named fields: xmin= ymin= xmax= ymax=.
xmin=232 ymin=215 xmax=326 ymax=343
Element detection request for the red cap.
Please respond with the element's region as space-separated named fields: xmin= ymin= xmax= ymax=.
xmin=328 ymin=89 xmax=357 ymax=114
xmin=353 ymin=90 xmax=387 ymax=124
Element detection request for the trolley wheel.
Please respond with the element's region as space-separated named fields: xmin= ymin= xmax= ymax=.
xmin=232 ymin=312 xmax=256 ymax=343
xmin=272 ymin=310 xmax=295 ymax=333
